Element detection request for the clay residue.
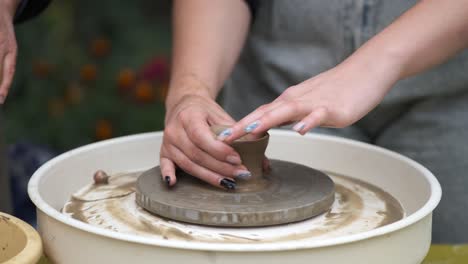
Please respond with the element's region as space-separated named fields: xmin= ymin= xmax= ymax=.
xmin=62 ymin=170 xmax=404 ymax=244
xmin=0 ymin=215 xmax=10 ymax=223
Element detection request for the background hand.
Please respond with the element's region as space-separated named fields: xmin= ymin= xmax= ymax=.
xmin=0 ymin=0 xmax=19 ymax=104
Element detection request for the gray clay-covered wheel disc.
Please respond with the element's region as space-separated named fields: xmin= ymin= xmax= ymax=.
xmin=136 ymin=160 xmax=335 ymax=227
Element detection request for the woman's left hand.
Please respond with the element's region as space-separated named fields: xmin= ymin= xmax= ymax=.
xmin=220 ymin=57 xmax=400 ymax=142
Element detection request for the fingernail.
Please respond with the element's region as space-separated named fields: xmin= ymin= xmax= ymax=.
xmin=0 ymin=95 xmax=5 ymax=104
xmin=226 ymin=155 xmax=241 ymax=165
xmin=292 ymin=122 xmax=306 ymax=132
xmin=220 ymin=178 xmax=236 ymax=190
xmin=217 ymin=128 xmax=232 ymax=140
xmin=164 ymin=176 xmax=171 ymax=187
xmin=245 ymin=121 xmax=260 ymax=133
xmin=235 ymin=170 xmax=252 ymax=180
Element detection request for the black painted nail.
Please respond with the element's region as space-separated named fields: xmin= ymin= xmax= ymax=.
xmin=164 ymin=176 xmax=171 ymax=187
xmin=220 ymin=178 xmax=236 ymax=190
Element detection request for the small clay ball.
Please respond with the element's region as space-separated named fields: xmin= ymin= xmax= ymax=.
xmin=93 ymin=170 xmax=109 ymax=184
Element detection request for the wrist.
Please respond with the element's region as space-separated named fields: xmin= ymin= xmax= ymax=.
xmin=344 ymin=40 xmax=405 ymax=88
xmin=165 ymin=74 xmax=217 ymax=112
xmin=1 ymin=0 xmax=21 ymax=20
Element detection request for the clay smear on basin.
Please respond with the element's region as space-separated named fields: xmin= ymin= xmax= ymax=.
xmin=62 ymin=171 xmax=403 ymax=243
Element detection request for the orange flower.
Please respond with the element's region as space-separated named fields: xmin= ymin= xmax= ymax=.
xmin=117 ymin=68 xmax=136 ymax=91
xmin=90 ymin=37 xmax=111 ymax=58
xmin=134 ymin=80 xmax=155 ymax=103
xmin=32 ymin=60 xmax=53 ymax=78
xmin=65 ymin=83 xmax=83 ymax=105
xmin=157 ymin=84 xmax=169 ymax=102
xmin=80 ymin=64 xmax=98 ymax=82
xmin=48 ymin=98 xmax=65 ymax=117
xmin=95 ymin=120 xmax=113 ymax=140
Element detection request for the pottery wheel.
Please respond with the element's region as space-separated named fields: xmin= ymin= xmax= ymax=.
xmin=136 ymin=160 xmax=335 ymax=227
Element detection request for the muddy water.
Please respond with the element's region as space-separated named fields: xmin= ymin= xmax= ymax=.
xmin=62 ymin=171 xmax=404 ymax=244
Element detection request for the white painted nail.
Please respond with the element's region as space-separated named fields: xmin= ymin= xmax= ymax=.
xmin=226 ymin=155 xmax=241 ymax=165
xmin=217 ymin=128 xmax=232 ymax=140
xmin=235 ymin=170 xmax=252 ymax=180
xmin=245 ymin=121 xmax=260 ymax=133
xmin=292 ymin=122 xmax=306 ymax=132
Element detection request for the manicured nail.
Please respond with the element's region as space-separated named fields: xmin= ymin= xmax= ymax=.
xmin=217 ymin=128 xmax=232 ymax=140
xmin=245 ymin=121 xmax=260 ymax=133
xmin=0 ymin=95 xmax=5 ymax=104
xmin=220 ymin=178 xmax=236 ymax=190
xmin=235 ymin=170 xmax=252 ymax=180
xmin=164 ymin=176 xmax=171 ymax=187
xmin=226 ymin=155 xmax=241 ymax=165
xmin=292 ymin=122 xmax=306 ymax=132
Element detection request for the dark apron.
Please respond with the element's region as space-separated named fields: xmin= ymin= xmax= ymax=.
xmin=223 ymin=0 xmax=468 ymax=243
xmin=223 ymin=0 xmax=468 ymax=119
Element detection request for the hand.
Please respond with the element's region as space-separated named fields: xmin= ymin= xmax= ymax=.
xmin=0 ymin=0 xmax=19 ymax=104
xmin=160 ymin=93 xmax=252 ymax=190
xmin=221 ymin=58 xmax=400 ymax=141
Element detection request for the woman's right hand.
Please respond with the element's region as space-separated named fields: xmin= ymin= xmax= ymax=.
xmin=160 ymin=93 xmax=252 ymax=190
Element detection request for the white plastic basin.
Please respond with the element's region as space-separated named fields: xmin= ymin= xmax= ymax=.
xmin=28 ymin=130 xmax=441 ymax=264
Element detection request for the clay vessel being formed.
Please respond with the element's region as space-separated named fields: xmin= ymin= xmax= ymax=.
xmin=211 ymin=125 xmax=269 ymax=184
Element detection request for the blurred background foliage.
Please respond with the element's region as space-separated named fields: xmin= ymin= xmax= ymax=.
xmin=5 ymin=0 xmax=172 ymax=151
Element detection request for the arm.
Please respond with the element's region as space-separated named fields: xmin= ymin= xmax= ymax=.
xmin=166 ymin=0 xmax=251 ymax=110
xmin=351 ymin=0 xmax=468 ymax=81
xmin=223 ymin=0 xmax=468 ymax=140
xmin=0 ymin=0 xmax=52 ymax=104
xmin=0 ymin=0 xmax=21 ymax=103
xmin=161 ymin=0 xmax=253 ymax=189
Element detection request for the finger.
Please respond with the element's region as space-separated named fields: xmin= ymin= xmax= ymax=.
xmin=228 ymin=101 xmax=305 ymax=141
xmin=292 ymin=107 xmax=328 ymax=135
xmin=263 ymin=156 xmax=271 ymax=173
xmin=160 ymin=156 xmax=176 ymax=187
xmin=209 ymin=108 xmax=236 ymax=125
xmin=166 ymin=144 xmax=236 ymax=190
xmin=220 ymin=103 xmax=279 ymax=142
xmin=0 ymin=48 xmax=17 ymax=104
xmin=181 ymin=114 xmax=242 ymax=165
xmin=218 ymin=91 xmax=301 ymax=142
xmin=177 ymin=131 xmax=251 ymax=179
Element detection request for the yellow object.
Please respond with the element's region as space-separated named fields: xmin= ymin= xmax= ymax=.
xmin=0 ymin=212 xmax=42 ymax=264
xmin=423 ymin=244 xmax=468 ymax=264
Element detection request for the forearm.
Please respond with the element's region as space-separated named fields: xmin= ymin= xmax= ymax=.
xmin=0 ymin=0 xmax=21 ymax=19
xmin=347 ymin=0 xmax=468 ymax=84
xmin=167 ymin=0 xmax=251 ymax=110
